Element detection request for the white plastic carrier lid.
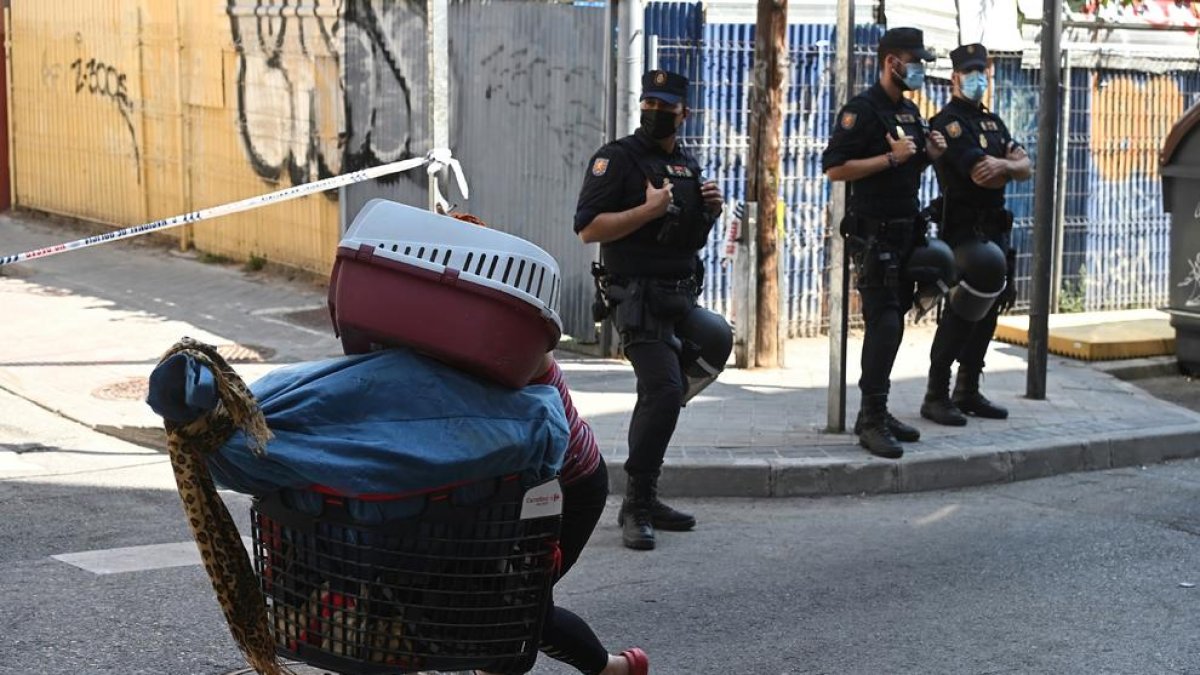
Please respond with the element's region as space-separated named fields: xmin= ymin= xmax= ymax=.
xmin=340 ymin=199 xmax=563 ymax=330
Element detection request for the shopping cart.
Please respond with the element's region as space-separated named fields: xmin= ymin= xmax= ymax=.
xmin=250 ymin=474 xmax=563 ymax=675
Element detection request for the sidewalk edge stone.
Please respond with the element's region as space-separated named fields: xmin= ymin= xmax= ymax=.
xmin=644 ymin=424 xmax=1200 ymax=498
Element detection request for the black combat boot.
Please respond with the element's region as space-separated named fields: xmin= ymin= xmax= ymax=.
xmin=952 ymin=369 xmax=1008 ymax=419
xmin=854 ymin=409 xmax=920 ymax=442
xmin=920 ymin=366 xmax=968 ymax=426
xmin=646 ymin=477 xmax=696 ymax=531
xmin=617 ymin=476 xmax=655 ymax=550
xmin=856 ymin=395 xmax=904 ymax=459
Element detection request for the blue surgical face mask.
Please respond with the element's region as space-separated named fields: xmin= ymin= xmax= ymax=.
xmin=893 ymin=61 xmax=925 ymax=91
xmin=962 ymin=71 xmax=988 ymax=102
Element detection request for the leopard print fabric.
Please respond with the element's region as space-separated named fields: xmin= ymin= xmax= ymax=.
xmin=157 ymin=338 xmax=291 ymax=675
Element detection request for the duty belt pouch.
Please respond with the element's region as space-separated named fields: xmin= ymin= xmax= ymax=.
xmin=608 ymin=279 xmax=683 ymax=351
xmin=607 ymin=279 xmax=644 ymax=334
xmin=645 ymin=279 xmax=696 ymax=321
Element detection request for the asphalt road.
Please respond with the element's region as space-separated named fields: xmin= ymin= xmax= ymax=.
xmin=2 ymin=385 xmax=1199 ymax=675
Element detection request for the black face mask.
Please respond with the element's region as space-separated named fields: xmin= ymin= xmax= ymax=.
xmin=640 ymin=109 xmax=680 ymax=140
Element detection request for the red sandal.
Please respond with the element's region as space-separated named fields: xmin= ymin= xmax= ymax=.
xmin=620 ymin=647 xmax=649 ymax=675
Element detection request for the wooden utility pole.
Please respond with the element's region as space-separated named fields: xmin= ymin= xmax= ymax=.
xmin=826 ymin=0 xmax=854 ymax=431
xmin=747 ymin=0 xmax=786 ymax=367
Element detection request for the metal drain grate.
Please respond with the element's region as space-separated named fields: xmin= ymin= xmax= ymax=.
xmin=90 ymin=344 xmax=274 ymax=401
xmin=215 ymin=343 xmax=276 ymax=363
xmin=91 ymin=377 xmax=150 ymax=401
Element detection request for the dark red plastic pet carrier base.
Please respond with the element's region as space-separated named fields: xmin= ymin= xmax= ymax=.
xmin=328 ymin=245 xmax=561 ymax=389
xmin=251 ymin=475 xmax=562 ymax=675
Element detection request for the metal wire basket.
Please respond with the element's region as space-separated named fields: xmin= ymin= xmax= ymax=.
xmin=250 ymin=475 xmax=562 ymax=675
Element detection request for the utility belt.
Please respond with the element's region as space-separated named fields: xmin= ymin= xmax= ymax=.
xmin=841 ymin=211 xmax=920 ymax=246
xmin=941 ymin=200 xmax=1013 ymax=243
xmin=840 ymin=212 xmax=922 ymax=291
xmin=592 ymin=263 xmax=700 ymax=350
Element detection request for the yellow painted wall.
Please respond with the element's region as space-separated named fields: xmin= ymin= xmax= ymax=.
xmin=10 ymin=0 xmax=342 ymax=275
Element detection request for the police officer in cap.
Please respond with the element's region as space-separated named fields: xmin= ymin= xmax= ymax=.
xmin=822 ymin=27 xmax=947 ymax=459
xmin=574 ymin=70 xmax=729 ymax=550
xmin=921 ymin=43 xmax=1032 ymax=426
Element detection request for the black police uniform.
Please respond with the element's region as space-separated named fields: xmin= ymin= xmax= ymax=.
xmin=821 ymin=27 xmax=934 ymax=458
xmin=924 ymin=43 xmax=1019 ymax=423
xmin=574 ymin=70 xmax=718 ymax=549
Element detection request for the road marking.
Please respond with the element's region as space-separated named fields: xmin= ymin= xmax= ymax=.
xmin=52 ymin=537 xmax=252 ymax=575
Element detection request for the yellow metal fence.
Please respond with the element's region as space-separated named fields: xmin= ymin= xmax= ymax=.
xmin=9 ymin=0 xmax=341 ymax=275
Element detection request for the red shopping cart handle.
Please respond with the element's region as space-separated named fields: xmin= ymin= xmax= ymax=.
xmin=308 ymin=473 xmax=521 ymax=503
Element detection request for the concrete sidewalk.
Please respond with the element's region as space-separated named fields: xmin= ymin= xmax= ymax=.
xmin=3 ymin=211 xmax=1198 ymax=498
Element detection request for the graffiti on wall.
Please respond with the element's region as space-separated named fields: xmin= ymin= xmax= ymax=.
xmin=59 ymin=43 xmax=141 ymax=181
xmin=475 ymin=45 xmax=598 ymax=172
xmin=1089 ymin=72 xmax=1184 ymax=181
xmin=226 ymin=0 xmax=424 ymax=186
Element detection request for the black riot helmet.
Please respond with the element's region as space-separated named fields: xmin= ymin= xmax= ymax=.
xmin=906 ymin=237 xmax=957 ymax=318
xmin=676 ymin=306 xmax=733 ymax=405
xmin=948 ymin=239 xmax=1008 ymax=321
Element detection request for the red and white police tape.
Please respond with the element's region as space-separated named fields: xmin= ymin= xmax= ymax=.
xmin=0 ymin=148 xmax=469 ymax=268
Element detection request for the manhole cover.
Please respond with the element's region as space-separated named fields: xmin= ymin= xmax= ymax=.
xmin=91 ymin=377 xmax=150 ymax=401
xmin=216 ymin=343 xmax=276 ymax=363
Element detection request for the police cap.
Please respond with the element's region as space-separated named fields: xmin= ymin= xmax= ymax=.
xmin=950 ymin=43 xmax=989 ymax=71
xmin=879 ymin=27 xmax=935 ymax=62
xmin=641 ymin=69 xmax=689 ymax=105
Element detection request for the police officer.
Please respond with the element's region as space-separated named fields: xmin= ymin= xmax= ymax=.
xmin=574 ymin=70 xmax=727 ymax=550
xmin=921 ymin=43 xmax=1032 ymax=426
xmin=822 ymin=27 xmax=947 ymax=460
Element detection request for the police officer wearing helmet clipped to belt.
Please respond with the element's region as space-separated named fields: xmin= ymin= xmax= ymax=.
xmin=574 ymin=69 xmax=733 ymax=551
xmin=920 ymin=43 xmax=1032 ymax=426
xmin=822 ymin=27 xmax=949 ymax=460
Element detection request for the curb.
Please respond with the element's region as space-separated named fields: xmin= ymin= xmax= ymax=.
xmin=10 ymin=380 xmax=1200 ymax=500
xmin=1091 ymin=356 xmax=1180 ymax=382
xmin=607 ymin=424 xmax=1200 ymax=498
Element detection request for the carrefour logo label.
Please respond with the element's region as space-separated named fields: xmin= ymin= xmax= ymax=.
xmin=520 ymin=479 xmax=563 ymax=520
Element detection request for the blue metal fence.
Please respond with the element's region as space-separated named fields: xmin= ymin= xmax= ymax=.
xmin=644 ymin=0 xmax=1200 ymax=335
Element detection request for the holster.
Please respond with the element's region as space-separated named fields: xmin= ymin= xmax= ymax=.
xmin=606 ymin=276 xmax=698 ymax=352
xmin=847 ymin=213 xmax=914 ymax=290
xmin=591 ymin=262 xmax=611 ymax=322
xmin=854 ymin=237 xmax=902 ymax=289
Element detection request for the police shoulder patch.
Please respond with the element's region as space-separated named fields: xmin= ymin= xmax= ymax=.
xmin=591 ymin=157 xmax=609 ymax=177
xmin=841 ymin=111 xmax=857 ymax=130
xmin=946 ymin=121 xmax=963 ymax=139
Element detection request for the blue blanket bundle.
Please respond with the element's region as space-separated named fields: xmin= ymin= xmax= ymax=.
xmin=146 ymin=347 xmax=568 ymax=507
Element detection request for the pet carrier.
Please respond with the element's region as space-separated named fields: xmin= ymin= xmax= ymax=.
xmin=328 ymin=199 xmax=563 ymax=388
